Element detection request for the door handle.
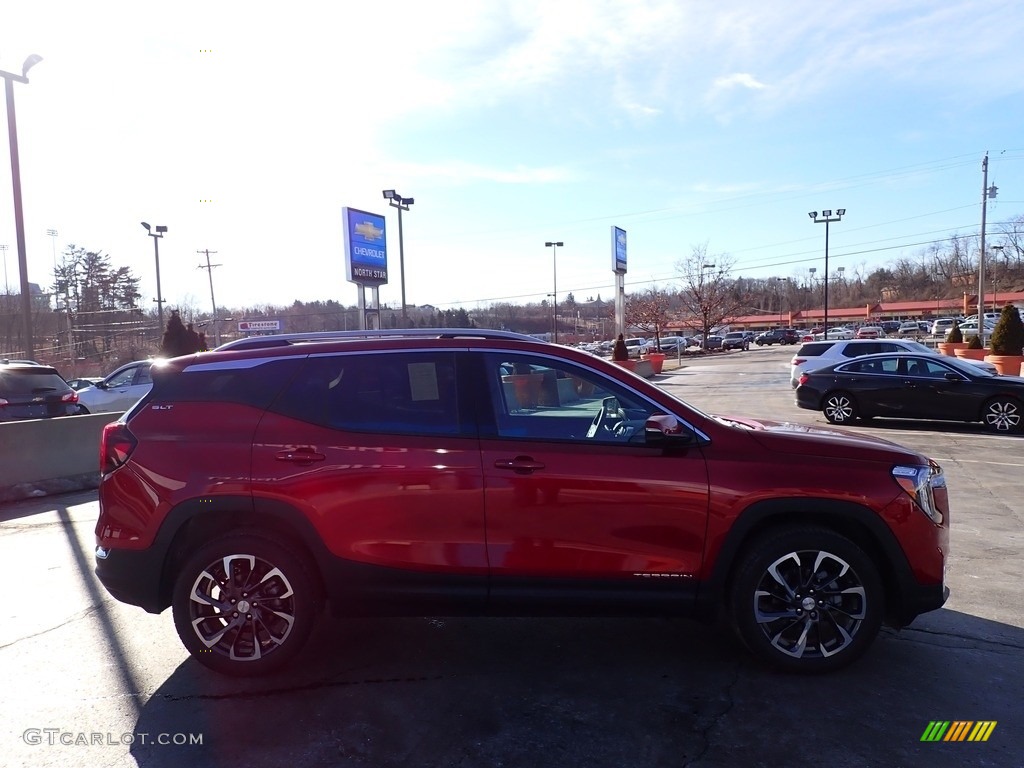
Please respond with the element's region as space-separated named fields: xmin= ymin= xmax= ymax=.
xmin=494 ymin=456 xmax=545 ymax=474
xmin=275 ymin=448 xmax=326 ymax=464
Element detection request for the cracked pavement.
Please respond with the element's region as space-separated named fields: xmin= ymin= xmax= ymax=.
xmin=2 ymin=346 xmax=1020 ymax=767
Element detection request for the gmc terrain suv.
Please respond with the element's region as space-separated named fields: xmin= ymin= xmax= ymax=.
xmin=95 ymin=329 xmax=950 ymax=676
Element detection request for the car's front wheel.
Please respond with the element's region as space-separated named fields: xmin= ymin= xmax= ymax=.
xmin=822 ymin=391 xmax=858 ymax=424
xmin=172 ymin=533 xmax=320 ymax=676
xmin=729 ymin=526 xmax=884 ymax=673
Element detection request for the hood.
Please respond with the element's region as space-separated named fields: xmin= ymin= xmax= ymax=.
xmin=710 ymin=414 xmax=927 ymax=464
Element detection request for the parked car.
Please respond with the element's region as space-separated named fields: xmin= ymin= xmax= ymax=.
xmin=879 ymin=320 xmax=902 ymax=336
xmin=820 ymin=327 xmax=855 ymax=340
xmin=701 ymin=335 xmax=724 ymax=350
xmin=855 ymin=326 xmax=884 ymax=339
xmin=789 ymin=338 xmax=997 ymax=388
xmin=945 ymin=319 xmax=995 ymax=339
xmin=721 ymin=331 xmax=750 ymax=350
xmin=95 ymin=328 xmax=950 ymax=676
xmin=754 ymin=328 xmax=800 ymax=346
xmin=65 ymin=376 xmax=103 ymax=391
xmin=623 ymin=337 xmax=648 ymax=359
xmin=0 ymin=362 xmax=79 ymax=421
xmin=897 ymin=321 xmax=927 ymax=338
xmin=930 ymin=318 xmax=963 ymax=336
xmin=795 ymin=352 xmax=1023 ymax=433
xmin=76 ymin=360 xmax=156 ymax=414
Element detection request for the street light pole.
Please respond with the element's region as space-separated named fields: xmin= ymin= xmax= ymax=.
xmin=808 ymin=209 xmax=845 ymax=335
xmin=545 ymin=241 xmax=563 ymax=343
xmin=141 ymin=222 xmax=168 ymax=333
xmin=383 ymin=190 xmax=414 ymax=326
xmin=2 ymin=54 xmax=43 ymax=359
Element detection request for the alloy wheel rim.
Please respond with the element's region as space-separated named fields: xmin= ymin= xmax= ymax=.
xmin=188 ymin=553 xmax=296 ymax=662
xmin=824 ymin=395 xmax=853 ymax=422
xmin=985 ymin=401 xmax=1021 ymax=432
xmin=752 ymin=550 xmax=866 ymax=659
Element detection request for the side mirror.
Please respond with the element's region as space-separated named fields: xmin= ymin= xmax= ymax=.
xmin=644 ymin=413 xmax=694 ymax=446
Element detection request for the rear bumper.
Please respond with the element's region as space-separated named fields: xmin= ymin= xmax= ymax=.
xmin=95 ymin=545 xmax=167 ymax=614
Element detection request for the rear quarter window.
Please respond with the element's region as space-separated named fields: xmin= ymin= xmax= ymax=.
xmin=153 ymin=358 xmax=303 ymax=409
xmin=795 ymin=342 xmax=834 ymax=356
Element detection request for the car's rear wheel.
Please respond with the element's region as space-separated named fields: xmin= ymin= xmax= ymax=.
xmin=729 ymin=527 xmax=884 ymax=673
xmin=822 ymin=391 xmax=858 ymax=424
xmin=982 ymin=397 xmax=1023 ymax=434
xmin=172 ymin=533 xmax=320 ymax=676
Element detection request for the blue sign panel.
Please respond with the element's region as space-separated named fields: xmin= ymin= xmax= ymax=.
xmin=612 ymin=226 xmax=627 ymax=274
xmin=343 ymin=207 xmax=388 ymax=284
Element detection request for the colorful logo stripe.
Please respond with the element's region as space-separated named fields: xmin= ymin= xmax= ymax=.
xmin=921 ymin=721 xmax=997 ymax=742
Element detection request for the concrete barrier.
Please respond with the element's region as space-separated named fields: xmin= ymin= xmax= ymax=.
xmin=0 ymin=413 xmax=121 ymax=503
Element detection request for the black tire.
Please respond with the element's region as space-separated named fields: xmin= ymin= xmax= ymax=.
xmin=728 ymin=526 xmax=884 ymax=673
xmin=172 ymin=533 xmax=320 ymax=676
xmin=982 ymin=397 xmax=1023 ymax=434
xmin=822 ymin=391 xmax=858 ymax=424
xmin=76 ymin=405 xmax=90 ymax=414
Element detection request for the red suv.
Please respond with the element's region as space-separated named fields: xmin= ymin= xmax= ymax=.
xmin=95 ymin=329 xmax=949 ymax=676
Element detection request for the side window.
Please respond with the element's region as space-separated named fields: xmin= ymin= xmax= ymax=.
xmin=921 ymin=359 xmax=961 ymax=379
xmin=846 ymin=343 xmax=878 ymax=357
xmin=107 ymin=368 xmax=136 ymax=387
xmin=273 ymin=352 xmax=466 ymax=437
xmin=878 ymin=357 xmax=900 ymax=374
xmin=135 ymin=365 xmax=153 ymax=386
xmin=845 ymin=359 xmax=880 ymax=374
xmin=482 ymin=353 xmax=662 ymax=444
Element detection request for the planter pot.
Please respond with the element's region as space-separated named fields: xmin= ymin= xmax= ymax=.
xmin=937 ymin=342 xmax=968 ymax=357
xmin=501 ymin=373 xmax=544 ymax=408
xmin=954 ymin=347 xmax=989 ymax=361
xmin=612 ymin=359 xmax=637 ymax=372
xmin=983 ymin=354 xmax=1024 ymax=376
xmin=641 ymin=352 xmax=666 ymax=374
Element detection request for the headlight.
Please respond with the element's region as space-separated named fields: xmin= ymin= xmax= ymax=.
xmin=892 ymin=463 xmax=945 ymax=524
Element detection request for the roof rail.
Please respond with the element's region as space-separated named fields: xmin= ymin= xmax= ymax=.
xmin=214 ymin=327 xmax=542 ymax=352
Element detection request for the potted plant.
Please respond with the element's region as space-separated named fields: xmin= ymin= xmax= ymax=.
xmin=937 ymin=320 xmax=968 ymax=357
xmin=984 ymin=304 xmax=1024 ymax=376
xmin=611 ymin=334 xmax=636 ymax=371
xmin=954 ymin=332 xmax=988 ymax=361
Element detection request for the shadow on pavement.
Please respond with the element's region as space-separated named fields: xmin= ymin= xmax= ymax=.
xmin=128 ymin=609 xmax=1021 ymax=768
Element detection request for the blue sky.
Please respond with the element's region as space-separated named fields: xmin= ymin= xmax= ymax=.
xmin=0 ymin=0 xmax=1022 ymax=319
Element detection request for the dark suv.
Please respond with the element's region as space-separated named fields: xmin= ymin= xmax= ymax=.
xmin=0 ymin=362 xmax=79 ymax=420
xmin=754 ymin=328 xmax=800 ymax=346
xmin=95 ymin=329 xmax=949 ymax=676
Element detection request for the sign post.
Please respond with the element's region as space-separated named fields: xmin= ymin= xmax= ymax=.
xmin=611 ymin=226 xmax=627 ymax=339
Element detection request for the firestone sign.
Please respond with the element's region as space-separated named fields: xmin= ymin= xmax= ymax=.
xmin=237 ymin=320 xmax=281 ymax=332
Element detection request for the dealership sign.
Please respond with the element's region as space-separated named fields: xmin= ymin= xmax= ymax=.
xmin=342 ymin=207 xmax=388 ymax=285
xmin=238 ymin=320 xmax=281 ymax=332
xmin=612 ymin=226 xmax=627 ymax=274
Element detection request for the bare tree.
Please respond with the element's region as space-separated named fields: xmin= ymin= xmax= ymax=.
xmin=675 ymin=243 xmax=749 ymax=342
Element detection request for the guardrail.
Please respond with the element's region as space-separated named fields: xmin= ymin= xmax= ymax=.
xmin=0 ymin=413 xmax=120 ymax=503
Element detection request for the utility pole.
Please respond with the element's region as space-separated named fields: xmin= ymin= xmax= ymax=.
xmin=197 ymin=249 xmax=221 ymax=347
xmin=977 ymin=153 xmax=997 ymax=346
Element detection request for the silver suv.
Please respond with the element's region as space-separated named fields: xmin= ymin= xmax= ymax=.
xmin=789 ymin=338 xmax=996 ymax=388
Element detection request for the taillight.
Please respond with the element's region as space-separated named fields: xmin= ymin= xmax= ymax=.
xmin=793 ymin=358 xmax=806 ymax=365
xmin=100 ymin=422 xmax=137 ymax=474
xmin=798 ymin=374 xmax=810 ymax=386
xmin=61 ymin=390 xmax=78 ymax=404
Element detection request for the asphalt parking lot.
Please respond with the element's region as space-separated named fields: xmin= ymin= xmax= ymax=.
xmin=2 ymin=343 xmax=1021 ymax=768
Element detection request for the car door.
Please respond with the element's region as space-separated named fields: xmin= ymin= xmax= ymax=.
xmin=250 ymin=350 xmax=488 ymax=612
xmin=896 ymin=357 xmax=978 ymax=420
xmin=100 ymin=362 xmax=153 ymax=413
xmin=473 ymin=350 xmax=710 ymax=613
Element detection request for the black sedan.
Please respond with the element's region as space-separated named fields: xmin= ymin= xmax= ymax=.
xmin=795 ymin=352 xmax=1024 ymax=433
